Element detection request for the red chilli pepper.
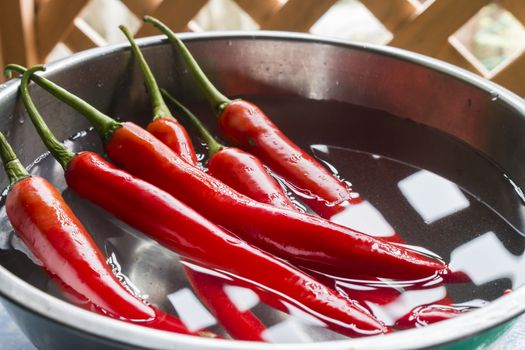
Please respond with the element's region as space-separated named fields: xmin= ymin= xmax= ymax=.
xmin=19 ymin=65 xmax=389 ymax=338
xmin=161 ymin=90 xmax=297 ymax=211
xmin=7 ymin=64 xmax=449 ymax=282
xmin=119 ymin=25 xmax=198 ymax=166
xmin=120 ymin=27 xmax=268 ymax=340
xmin=143 ymin=16 xmax=352 ymax=219
xmin=0 ymin=133 xmax=195 ymax=336
xmin=394 ymin=304 xmax=466 ymax=329
xmin=183 ymin=264 xmax=267 ymax=341
xmin=393 ymin=294 xmax=465 ymax=329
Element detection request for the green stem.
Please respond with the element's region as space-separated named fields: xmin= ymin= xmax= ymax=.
xmin=20 ymin=65 xmax=75 ymax=170
xmin=143 ymin=16 xmax=231 ymax=114
xmin=4 ymin=64 xmax=121 ymax=144
xmin=0 ymin=132 xmax=29 ymax=186
xmin=119 ymin=25 xmax=173 ymax=121
xmin=4 ymin=68 xmax=15 ymax=80
xmin=3 ymin=64 xmax=25 ymax=77
xmin=161 ymin=89 xmax=223 ymax=158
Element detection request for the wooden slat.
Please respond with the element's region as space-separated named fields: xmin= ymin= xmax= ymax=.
xmin=499 ymin=0 xmax=525 ymax=25
xmin=261 ymin=0 xmax=338 ymax=32
xmin=491 ymin=51 xmax=525 ymax=96
xmin=0 ymin=34 xmax=4 ymax=83
xmin=360 ymin=0 xmax=418 ymax=33
xmin=234 ymin=0 xmax=281 ymax=24
xmin=122 ymin=0 xmax=162 ymax=18
xmin=63 ymin=18 xmax=107 ymax=52
xmin=36 ymin=0 xmax=90 ymax=60
xmin=0 ymin=43 xmax=5 ymax=83
xmin=439 ymin=38 xmax=486 ymax=75
xmin=0 ymin=0 xmax=37 ymax=66
xmin=135 ymin=0 xmax=209 ymax=37
xmin=389 ymin=0 xmax=490 ymax=56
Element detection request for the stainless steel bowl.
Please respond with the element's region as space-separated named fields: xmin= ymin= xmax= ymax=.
xmin=0 ymin=32 xmax=524 ymax=349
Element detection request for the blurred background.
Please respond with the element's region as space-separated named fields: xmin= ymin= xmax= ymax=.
xmin=0 ymin=0 xmax=524 ymax=95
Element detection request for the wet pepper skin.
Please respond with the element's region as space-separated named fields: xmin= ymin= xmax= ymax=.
xmin=65 ymin=151 xmax=389 ymax=337
xmin=5 ymin=176 xmax=192 ymax=334
xmin=104 ymin=122 xmax=447 ymax=281
xmin=159 ymin=90 xmax=297 ymax=212
xmin=207 ymin=147 xmax=297 ymax=211
xmin=217 ymin=100 xmax=351 ymax=219
xmin=147 ymin=117 xmax=198 ymax=166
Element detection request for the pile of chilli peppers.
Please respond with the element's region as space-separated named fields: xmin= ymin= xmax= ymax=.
xmin=0 ymin=17 xmax=472 ymax=342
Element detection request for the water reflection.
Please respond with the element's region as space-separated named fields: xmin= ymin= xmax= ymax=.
xmin=331 ymin=200 xmax=396 ymax=238
xmin=2 ymin=122 xmax=525 ymax=342
xmin=223 ymin=285 xmax=259 ymax=312
xmin=450 ymin=231 xmax=525 ymax=288
xmin=262 ymin=318 xmax=313 ymax=343
xmin=398 ymin=170 xmax=470 ymax=224
xmin=368 ymin=287 xmax=447 ymax=325
xmin=282 ymin=302 xmax=327 ymax=327
xmin=0 ymin=206 xmax=14 ymax=250
xmin=106 ymin=252 xmax=144 ymax=299
xmin=167 ymin=288 xmax=217 ymax=332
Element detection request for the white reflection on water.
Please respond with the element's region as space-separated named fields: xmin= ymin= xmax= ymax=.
xmin=262 ymin=318 xmax=314 ymax=343
xmin=0 ymin=207 xmax=42 ymax=265
xmin=367 ymin=286 xmax=447 ymax=325
xmin=167 ymin=288 xmax=217 ymax=332
xmin=398 ymin=170 xmax=470 ymax=224
xmin=450 ymin=231 xmax=525 ymax=288
xmin=331 ymin=200 xmax=396 ymax=238
xmin=223 ymin=285 xmax=260 ymax=312
xmin=0 ymin=206 xmax=12 ymax=250
xmin=282 ymin=302 xmax=327 ymax=327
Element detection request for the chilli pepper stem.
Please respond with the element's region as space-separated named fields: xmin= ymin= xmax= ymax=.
xmin=119 ymin=25 xmax=173 ymax=120
xmin=20 ymin=65 xmax=75 ymax=170
xmin=161 ymin=89 xmax=223 ymax=157
xmin=143 ymin=16 xmax=231 ymax=113
xmin=0 ymin=132 xmax=29 ymax=186
xmin=4 ymin=64 xmax=121 ymax=143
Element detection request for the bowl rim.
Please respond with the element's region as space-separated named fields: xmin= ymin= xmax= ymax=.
xmin=0 ymin=30 xmax=524 ymax=349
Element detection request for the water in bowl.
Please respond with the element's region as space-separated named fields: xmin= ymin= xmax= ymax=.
xmin=0 ymin=96 xmax=524 ymax=342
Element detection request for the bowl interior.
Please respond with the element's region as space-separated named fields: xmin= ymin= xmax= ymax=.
xmin=0 ymin=33 xmax=525 ymax=348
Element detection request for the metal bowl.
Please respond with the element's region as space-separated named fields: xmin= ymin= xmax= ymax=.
xmin=0 ymin=32 xmax=524 ymax=349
